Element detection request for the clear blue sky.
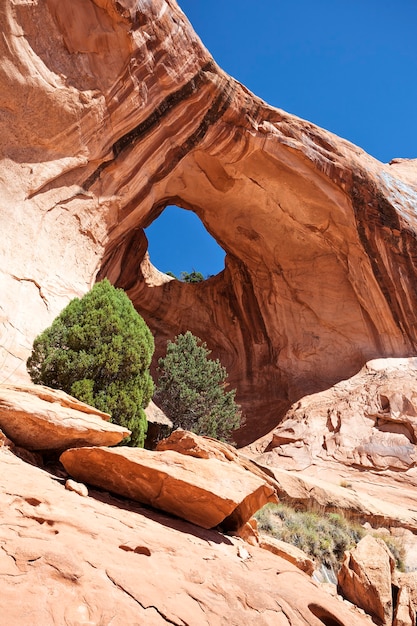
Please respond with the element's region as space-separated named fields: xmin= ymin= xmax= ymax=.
xmin=146 ymin=0 xmax=417 ymax=278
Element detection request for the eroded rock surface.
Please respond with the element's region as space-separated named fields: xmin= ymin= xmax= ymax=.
xmin=1 ymin=0 xmax=416 ymax=442
xmin=0 ymin=383 xmax=129 ymax=449
xmin=60 ymin=445 xmax=277 ymax=530
xmin=259 ymin=358 xmax=417 ymax=473
xmin=259 ymin=535 xmax=315 ymax=576
xmin=0 ymin=447 xmax=373 ymax=625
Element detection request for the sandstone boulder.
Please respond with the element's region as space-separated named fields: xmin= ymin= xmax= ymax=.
xmin=337 ymin=535 xmax=395 ymax=625
xmin=60 ymin=445 xmax=277 ymax=530
xmin=0 ymin=384 xmax=130 ymax=450
xmin=157 ymin=428 xmax=238 ymax=461
xmin=157 ymin=429 xmax=280 ymax=493
xmin=393 ymin=571 xmax=417 ymax=626
xmin=259 ymin=535 xmax=315 ymax=576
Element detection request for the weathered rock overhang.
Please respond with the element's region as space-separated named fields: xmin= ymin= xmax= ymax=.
xmin=1 ymin=0 xmax=417 ymax=443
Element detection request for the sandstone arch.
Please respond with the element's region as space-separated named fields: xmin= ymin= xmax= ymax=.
xmin=1 ymin=0 xmax=416 ymax=443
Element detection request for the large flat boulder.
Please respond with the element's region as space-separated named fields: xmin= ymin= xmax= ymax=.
xmin=0 ymin=384 xmax=130 ymax=450
xmin=60 ymin=446 xmax=277 ymax=530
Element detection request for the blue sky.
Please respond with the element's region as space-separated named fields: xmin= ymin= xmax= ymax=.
xmin=146 ymin=0 xmax=417 ymax=278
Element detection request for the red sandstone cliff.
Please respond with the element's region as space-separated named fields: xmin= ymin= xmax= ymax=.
xmin=0 ymin=0 xmax=416 ymax=443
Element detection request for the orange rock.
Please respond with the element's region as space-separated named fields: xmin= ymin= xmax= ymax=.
xmin=259 ymin=535 xmax=315 ymax=576
xmin=0 ymin=0 xmax=417 ymax=447
xmin=393 ymin=571 xmax=417 ymax=626
xmin=60 ymin=445 xmax=277 ymax=530
xmin=232 ymin=518 xmax=260 ymax=546
xmin=0 ymin=447 xmax=373 ymax=625
xmin=157 ymin=429 xmax=280 ymax=490
xmin=261 ymin=357 xmax=417 ymax=472
xmin=65 ymin=479 xmax=88 ymax=497
xmin=0 ymin=384 xmax=130 ymax=450
xmin=156 ymin=428 xmax=238 ymax=461
xmin=337 ymin=535 xmax=395 ymax=625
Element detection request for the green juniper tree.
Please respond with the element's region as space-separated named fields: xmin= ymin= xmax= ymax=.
xmin=180 ymin=270 xmax=205 ymax=283
xmin=27 ymin=279 xmax=154 ymax=447
xmin=154 ymin=331 xmax=242 ymax=442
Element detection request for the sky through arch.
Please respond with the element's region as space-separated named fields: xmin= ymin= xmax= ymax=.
xmin=145 ymin=206 xmax=225 ymax=278
xmin=147 ymin=1 xmax=417 ymax=277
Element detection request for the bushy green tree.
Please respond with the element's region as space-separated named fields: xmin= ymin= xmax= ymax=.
xmin=180 ymin=270 xmax=205 ymax=283
xmin=27 ymin=279 xmax=154 ymax=447
xmin=165 ymin=270 xmax=205 ymax=282
xmin=154 ymin=331 xmax=242 ymax=442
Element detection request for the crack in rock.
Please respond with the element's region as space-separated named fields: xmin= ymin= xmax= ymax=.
xmin=11 ymin=275 xmax=49 ymax=310
xmin=105 ymin=570 xmax=186 ymax=625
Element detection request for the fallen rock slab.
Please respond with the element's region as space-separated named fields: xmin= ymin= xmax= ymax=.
xmin=338 ymin=535 xmax=395 ymax=626
xmin=157 ymin=429 xmax=281 ymax=495
xmin=156 ymin=429 xmax=239 ymax=461
xmin=0 ymin=384 xmax=130 ymax=450
xmin=259 ymin=535 xmax=315 ymax=576
xmin=60 ymin=446 xmax=277 ymax=530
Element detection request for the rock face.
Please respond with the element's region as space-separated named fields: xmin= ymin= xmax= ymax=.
xmin=259 ymin=358 xmax=417 ymax=473
xmin=1 ymin=0 xmax=417 ymax=443
xmin=0 ymin=446 xmax=374 ymax=626
xmin=0 ymin=384 xmax=130 ymax=449
xmin=338 ymin=535 xmax=395 ymax=625
xmin=60 ymin=445 xmax=277 ymax=530
xmin=394 ymin=572 xmax=417 ymax=626
xmin=338 ymin=535 xmax=417 ymax=626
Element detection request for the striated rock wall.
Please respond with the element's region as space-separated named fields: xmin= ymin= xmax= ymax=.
xmin=1 ymin=0 xmax=417 ymax=442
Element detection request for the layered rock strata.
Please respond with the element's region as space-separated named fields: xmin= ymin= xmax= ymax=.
xmin=0 ymin=0 xmax=416 ymax=442
xmin=258 ymin=357 xmax=417 ymax=473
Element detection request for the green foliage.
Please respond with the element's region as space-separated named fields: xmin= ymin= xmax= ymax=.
xmin=165 ymin=270 xmax=205 ymax=282
xmin=154 ymin=331 xmax=242 ymax=442
xmin=255 ymin=504 xmax=365 ymax=569
xmin=255 ymin=503 xmax=405 ymax=571
xmin=180 ymin=270 xmax=205 ymax=283
xmin=27 ymin=279 xmax=154 ymax=447
xmin=376 ymin=535 xmax=406 ymax=572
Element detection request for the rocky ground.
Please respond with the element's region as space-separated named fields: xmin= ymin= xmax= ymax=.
xmin=0 ymin=431 xmax=370 ymax=626
xmin=3 ymin=369 xmax=417 ymax=624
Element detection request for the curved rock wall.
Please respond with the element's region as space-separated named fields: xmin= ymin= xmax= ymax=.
xmin=1 ymin=0 xmax=417 ymax=442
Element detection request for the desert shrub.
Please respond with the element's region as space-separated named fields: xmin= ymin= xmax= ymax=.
xmin=154 ymin=331 xmax=242 ymax=442
xmin=180 ymin=270 xmax=205 ymax=283
xmin=27 ymin=279 xmax=154 ymax=447
xmin=255 ymin=503 xmax=405 ymax=571
xmin=375 ymin=535 xmax=406 ymax=572
xmin=255 ymin=504 xmax=366 ymax=570
xmin=166 ymin=270 xmax=205 ymax=282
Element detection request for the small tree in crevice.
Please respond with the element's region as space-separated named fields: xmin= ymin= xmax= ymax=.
xmin=154 ymin=331 xmax=242 ymax=443
xmin=27 ymin=279 xmax=154 ymax=447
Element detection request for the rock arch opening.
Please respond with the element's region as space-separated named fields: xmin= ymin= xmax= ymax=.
xmin=145 ymin=205 xmax=225 ymax=280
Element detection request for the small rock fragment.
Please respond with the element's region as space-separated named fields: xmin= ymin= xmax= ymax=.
xmin=65 ymin=479 xmax=88 ymax=497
